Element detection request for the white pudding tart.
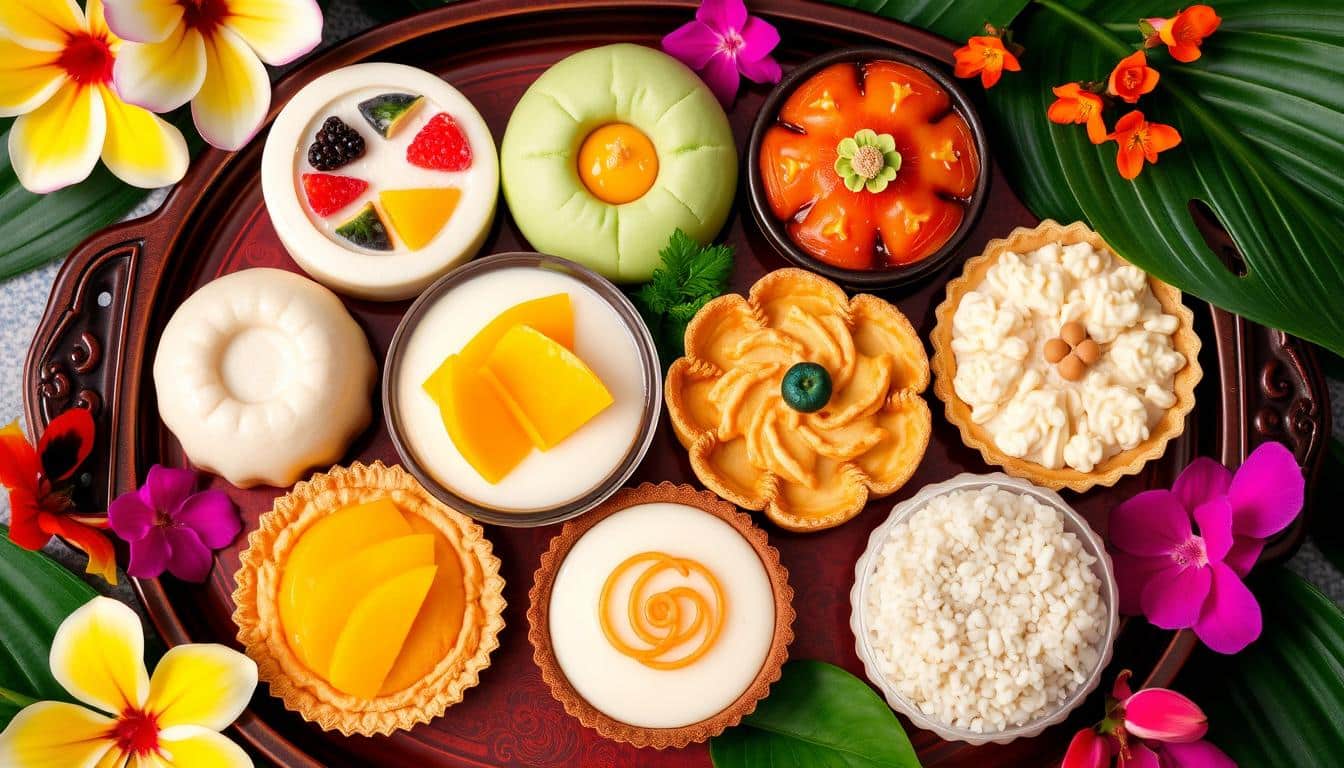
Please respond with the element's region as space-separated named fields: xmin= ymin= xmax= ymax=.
xmin=262 ymin=63 xmax=498 ymax=301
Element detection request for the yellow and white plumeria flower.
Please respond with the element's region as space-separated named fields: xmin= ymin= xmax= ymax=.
xmin=105 ymin=0 xmax=323 ymax=151
xmin=0 ymin=596 xmax=257 ymax=768
xmin=0 ymin=0 xmax=190 ymax=193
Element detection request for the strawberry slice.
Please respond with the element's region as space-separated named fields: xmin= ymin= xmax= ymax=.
xmin=302 ymin=173 xmax=368 ymax=217
xmin=407 ymin=113 xmax=473 ymax=171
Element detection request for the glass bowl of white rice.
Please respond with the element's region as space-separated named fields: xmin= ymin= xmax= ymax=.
xmin=849 ymin=472 xmax=1118 ymax=745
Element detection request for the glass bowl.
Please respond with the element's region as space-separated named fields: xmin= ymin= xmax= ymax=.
xmin=745 ymin=46 xmax=991 ymax=291
xmin=849 ymin=472 xmax=1119 ymax=745
xmin=382 ymin=252 xmax=662 ymax=527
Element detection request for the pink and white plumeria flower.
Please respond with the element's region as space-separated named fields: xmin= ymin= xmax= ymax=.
xmin=104 ymin=0 xmax=323 ymax=150
xmin=1108 ymin=441 xmax=1303 ymax=654
xmin=0 ymin=0 xmax=190 ymax=193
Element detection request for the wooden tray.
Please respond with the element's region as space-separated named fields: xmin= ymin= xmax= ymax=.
xmin=22 ymin=1 xmax=1328 ymax=766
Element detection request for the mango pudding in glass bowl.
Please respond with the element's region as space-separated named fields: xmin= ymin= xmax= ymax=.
xmin=384 ymin=253 xmax=662 ymax=527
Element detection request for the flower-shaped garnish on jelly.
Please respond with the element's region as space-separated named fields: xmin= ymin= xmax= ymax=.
xmin=666 ymin=269 xmax=931 ymax=531
xmin=759 ymin=61 xmax=981 ymax=271
xmin=834 ymin=129 xmax=901 ymax=193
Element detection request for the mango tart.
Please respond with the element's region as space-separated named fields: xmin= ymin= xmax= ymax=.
xmin=930 ymin=220 xmax=1202 ymax=492
xmin=666 ymin=268 xmax=932 ymax=531
xmin=528 ymin=482 xmax=795 ymax=749
xmin=232 ymin=461 xmax=505 ymax=736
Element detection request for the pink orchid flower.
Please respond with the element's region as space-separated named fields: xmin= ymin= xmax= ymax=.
xmin=1111 ymin=671 xmax=1207 ymax=743
xmin=1109 ymin=442 xmax=1303 ymax=654
xmin=662 ymin=0 xmax=782 ymax=106
xmin=108 ymin=464 xmax=241 ymax=582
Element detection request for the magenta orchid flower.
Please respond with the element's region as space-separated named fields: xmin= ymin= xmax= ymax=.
xmin=1109 ymin=441 xmax=1303 ymax=654
xmin=1061 ymin=671 xmax=1236 ymax=768
xmin=662 ymin=0 xmax=782 ymax=106
xmin=108 ymin=465 xmax=241 ymax=582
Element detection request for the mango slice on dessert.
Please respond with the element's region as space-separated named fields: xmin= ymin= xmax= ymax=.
xmin=278 ymin=498 xmax=412 ymax=651
xmin=482 ymin=324 xmax=614 ymax=450
xmin=381 ymin=515 xmax=469 ymax=694
xmin=327 ymin=564 xmax=438 ymax=699
xmin=423 ymin=293 xmax=574 ymax=402
xmin=379 ymin=188 xmax=462 ymax=251
xmin=293 ymin=533 xmax=436 ymax=675
xmin=432 ymin=355 xmax=533 ymax=484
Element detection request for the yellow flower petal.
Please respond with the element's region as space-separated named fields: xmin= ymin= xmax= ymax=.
xmin=146 ymin=644 xmax=257 ymax=732
xmin=192 ymin=26 xmax=269 ymax=150
xmin=112 ymin=26 xmax=205 ymax=112
xmin=95 ymin=748 xmax=130 ymax=768
xmin=222 ymin=0 xmax=322 ymax=66
xmin=0 ymin=0 xmax=85 ymax=52
xmin=156 ymin=726 xmax=252 ymax=768
xmin=0 ymin=38 xmax=65 ymax=116
xmin=0 ymin=701 xmax=117 ymax=768
xmin=49 ymin=597 xmax=149 ymax=716
xmin=9 ymin=80 xmax=107 ymax=193
xmin=102 ymin=0 xmax=183 ymax=44
xmin=99 ymin=85 xmax=189 ymax=188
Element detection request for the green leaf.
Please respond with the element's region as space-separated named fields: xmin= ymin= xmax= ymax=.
xmin=710 ymin=660 xmax=921 ymax=768
xmin=0 ymin=119 xmax=148 ymax=282
xmin=631 ymin=229 xmax=735 ymax=369
xmin=0 ymin=525 xmax=97 ymax=728
xmin=1181 ymin=567 xmax=1344 ymax=766
xmin=984 ymin=0 xmax=1344 ymax=357
xmin=826 ymin=0 xmax=1031 ymax=40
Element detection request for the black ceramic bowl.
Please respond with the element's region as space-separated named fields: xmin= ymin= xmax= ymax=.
xmin=746 ymin=46 xmax=991 ymax=291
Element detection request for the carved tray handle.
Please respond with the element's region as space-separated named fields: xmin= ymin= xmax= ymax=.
xmin=23 ymin=215 xmax=160 ymax=511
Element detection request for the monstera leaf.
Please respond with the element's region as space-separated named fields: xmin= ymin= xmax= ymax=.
xmin=982 ymin=0 xmax=1344 ymax=356
xmin=826 ymin=0 xmax=1030 ymax=40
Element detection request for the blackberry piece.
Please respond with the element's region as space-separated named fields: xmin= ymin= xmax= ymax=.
xmin=307 ymin=116 xmax=365 ymax=170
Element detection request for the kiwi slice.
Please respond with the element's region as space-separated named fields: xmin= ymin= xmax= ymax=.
xmin=335 ymin=202 xmax=392 ymax=251
xmin=357 ymin=93 xmax=425 ymax=139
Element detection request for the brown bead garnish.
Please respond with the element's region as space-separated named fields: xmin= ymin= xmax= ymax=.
xmin=1045 ymin=321 xmax=1101 ymax=381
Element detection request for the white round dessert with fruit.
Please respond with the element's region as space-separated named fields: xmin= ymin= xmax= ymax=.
xmin=261 ymin=63 xmax=498 ymax=301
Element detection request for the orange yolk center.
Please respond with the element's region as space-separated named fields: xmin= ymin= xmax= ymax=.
xmin=577 ymin=123 xmax=658 ymax=204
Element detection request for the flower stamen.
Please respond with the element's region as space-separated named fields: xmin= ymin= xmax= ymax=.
xmin=109 ymin=707 xmax=161 ymax=757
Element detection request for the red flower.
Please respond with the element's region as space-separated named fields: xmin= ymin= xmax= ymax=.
xmin=1063 ymin=727 xmax=1112 ymax=768
xmin=953 ymin=35 xmax=1022 ymax=89
xmin=1144 ymin=5 xmax=1222 ymax=63
xmin=1107 ymin=50 xmax=1160 ymax=104
xmin=0 ymin=408 xmax=117 ymax=583
xmin=1048 ymin=83 xmax=1109 ymax=144
xmin=1106 ymin=110 xmax=1182 ymax=179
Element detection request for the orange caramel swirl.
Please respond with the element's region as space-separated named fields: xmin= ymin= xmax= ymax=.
xmin=599 ymin=552 xmax=726 ymax=670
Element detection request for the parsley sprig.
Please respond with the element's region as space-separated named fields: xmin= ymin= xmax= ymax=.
xmin=633 ymin=229 xmax=734 ymax=369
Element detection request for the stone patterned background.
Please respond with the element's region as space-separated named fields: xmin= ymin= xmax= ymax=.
xmin=0 ymin=0 xmax=1340 ymax=673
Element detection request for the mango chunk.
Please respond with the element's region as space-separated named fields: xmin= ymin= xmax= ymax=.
xmin=380 ymin=516 xmax=469 ymax=694
xmin=432 ymin=355 xmax=533 ymax=484
xmin=294 ymin=533 xmax=435 ymax=676
xmin=482 ymin=324 xmax=614 ymax=450
xmin=278 ymin=499 xmax=412 ymax=657
xmin=327 ymin=565 xmax=438 ymax=700
xmin=379 ymin=188 xmax=461 ymax=250
xmin=423 ymin=293 xmax=574 ymax=403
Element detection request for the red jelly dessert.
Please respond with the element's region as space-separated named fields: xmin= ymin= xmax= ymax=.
xmin=759 ymin=61 xmax=980 ymax=271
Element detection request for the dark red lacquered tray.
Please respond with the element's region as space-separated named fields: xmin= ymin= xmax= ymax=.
xmin=22 ymin=1 xmax=1328 ymax=766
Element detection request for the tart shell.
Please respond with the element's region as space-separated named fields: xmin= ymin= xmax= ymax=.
xmin=232 ymin=461 xmax=506 ymax=736
xmin=931 ymin=220 xmax=1203 ymax=492
xmin=527 ymin=482 xmax=795 ymax=748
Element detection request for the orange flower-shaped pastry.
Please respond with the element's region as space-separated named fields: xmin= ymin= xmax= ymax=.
xmin=953 ymin=35 xmax=1021 ymax=89
xmin=1047 ymin=83 xmax=1108 ymax=144
xmin=666 ymin=269 xmax=931 ymax=531
xmin=1144 ymin=5 xmax=1221 ymax=63
xmin=1107 ymin=110 xmax=1181 ymax=179
xmin=758 ymin=60 xmax=980 ymax=271
xmin=1107 ymin=50 xmax=1160 ymax=103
